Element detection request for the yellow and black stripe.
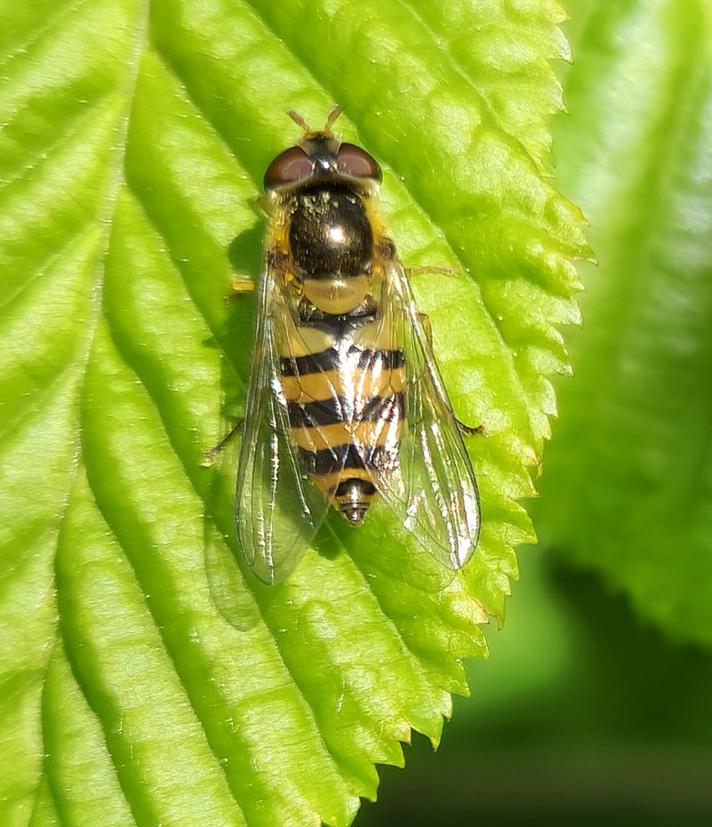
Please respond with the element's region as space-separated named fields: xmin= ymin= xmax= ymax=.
xmin=278 ymin=331 xmax=405 ymax=523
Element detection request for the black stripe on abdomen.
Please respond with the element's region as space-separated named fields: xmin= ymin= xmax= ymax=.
xmin=280 ymin=348 xmax=340 ymax=376
xmin=298 ymin=444 xmax=393 ymax=476
xmin=357 ymin=349 xmax=405 ymax=370
xmin=280 ymin=347 xmax=405 ymax=377
xmin=287 ymin=393 xmax=404 ymax=428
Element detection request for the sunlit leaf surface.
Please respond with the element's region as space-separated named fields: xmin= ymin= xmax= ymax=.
xmin=0 ymin=1 xmax=585 ymax=824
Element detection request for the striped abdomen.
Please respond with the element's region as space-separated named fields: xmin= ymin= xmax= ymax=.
xmin=278 ymin=324 xmax=405 ymax=523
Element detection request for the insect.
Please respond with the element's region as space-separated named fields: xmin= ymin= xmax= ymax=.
xmin=220 ymin=107 xmax=480 ymax=584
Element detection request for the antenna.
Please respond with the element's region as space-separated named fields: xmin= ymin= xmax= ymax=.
xmin=287 ymin=105 xmax=343 ymax=135
xmin=323 ymin=105 xmax=343 ymax=131
xmin=287 ymin=110 xmax=310 ymax=132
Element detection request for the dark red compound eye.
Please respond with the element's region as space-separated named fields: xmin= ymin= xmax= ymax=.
xmin=336 ymin=143 xmax=382 ymax=181
xmin=263 ymin=146 xmax=315 ymax=190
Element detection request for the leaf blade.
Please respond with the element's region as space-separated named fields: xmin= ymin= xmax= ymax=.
xmin=0 ymin=1 xmax=586 ymax=823
xmin=538 ymin=0 xmax=712 ymax=646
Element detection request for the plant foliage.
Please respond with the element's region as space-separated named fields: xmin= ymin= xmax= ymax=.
xmin=0 ymin=1 xmax=586 ymax=824
xmin=539 ymin=0 xmax=712 ymax=648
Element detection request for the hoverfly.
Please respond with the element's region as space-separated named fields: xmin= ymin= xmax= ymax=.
xmin=222 ymin=107 xmax=480 ymax=584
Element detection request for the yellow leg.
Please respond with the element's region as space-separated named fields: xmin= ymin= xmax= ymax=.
xmin=417 ymin=311 xmax=433 ymax=345
xmin=231 ymin=277 xmax=256 ymax=292
xmin=225 ymin=277 xmax=256 ymax=303
xmin=418 ymin=311 xmax=485 ymax=437
xmin=375 ymin=236 xmax=457 ymax=278
xmin=406 ymin=265 xmax=459 ymax=278
xmin=201 ymin=419 xmax=245 ymax=467
xmin=457 ymin=420 xmax=485 ymax=436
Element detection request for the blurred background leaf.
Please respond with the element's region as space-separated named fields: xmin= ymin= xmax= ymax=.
xmin=537 ymin=0 xmax=712 ymax=646
xmin=358 ymin=552 xmax=712 ymax=827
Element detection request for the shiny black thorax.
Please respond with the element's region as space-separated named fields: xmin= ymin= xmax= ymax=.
xmin=287 ymin=183 xmax=373 ymax=280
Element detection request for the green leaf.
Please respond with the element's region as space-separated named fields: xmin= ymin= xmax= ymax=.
xmin=0 ymin=1 xmax=585 ymax=824
xmin=538 ymin=0 xmax=712 ymax=645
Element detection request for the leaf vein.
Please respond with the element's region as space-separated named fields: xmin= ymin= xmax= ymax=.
xmin=61 ymin=471 xmax=247 ymax=822
xmin=0 ymin=102 xmax=112 ymax=201
xmin=0 ymin=222 xmax=99 ymax=317
xmin=0 ymin=0 xmax=93 ymax=74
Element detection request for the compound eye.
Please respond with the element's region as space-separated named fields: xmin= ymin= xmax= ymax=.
xmin=263 ymin=146 xmax=314 ymax=190
xmin=336 ymin=143 xmax=382 ymax=181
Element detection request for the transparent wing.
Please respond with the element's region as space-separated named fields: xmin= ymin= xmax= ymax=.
xmin=235 ymin=265 xmax=330 ymax=584
xmin=375 ymin=257 xmax=481 ymax=570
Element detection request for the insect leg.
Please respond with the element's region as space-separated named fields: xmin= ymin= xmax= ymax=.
xmin=201 ymin=419 xmax=245 ymax=466
xmin=231 ymin=276 xmax=256 ymax=291
xmin=406 ymin=265 xmax=459 ymax=278
xmin=376 ymin=236 xmax=458 ymax=279
xmin=456 ymin=419 xmax=485 ymax=436
xmin=417 ymin=311 xmax=433 ymax=346
xmin=224 ymin=277 xmax=257 ymax=303
xmin=418 ymin=311 xmax=484 ymax=437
